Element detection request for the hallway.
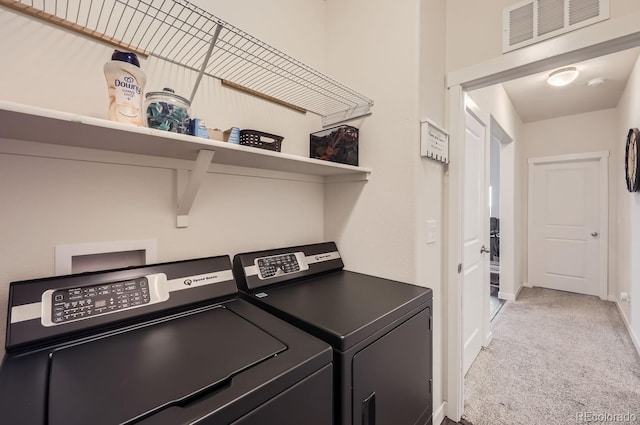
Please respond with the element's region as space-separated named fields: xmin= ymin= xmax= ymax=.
xmin=463 ymin=288 xmax=640 ymax=425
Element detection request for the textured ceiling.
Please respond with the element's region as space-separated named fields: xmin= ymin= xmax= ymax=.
xmin=501 ymin=47 xmax=640 ymax=123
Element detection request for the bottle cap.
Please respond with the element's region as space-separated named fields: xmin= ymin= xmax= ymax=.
xmin=111 ymin=50 xmax=141 ymax=67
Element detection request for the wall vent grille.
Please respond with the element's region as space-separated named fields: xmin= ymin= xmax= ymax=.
xmin=569 ymin=0 xmax=600 ymax=25
xmin=503 ymin=0 xmax=609 ymax=53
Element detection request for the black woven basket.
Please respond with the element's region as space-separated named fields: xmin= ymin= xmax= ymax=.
xmin=239 ymin=130 xmax=284 ymax=152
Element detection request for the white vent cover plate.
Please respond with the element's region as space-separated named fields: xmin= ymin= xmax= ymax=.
xmin=503 ymin=0 xmax=609 ymax=52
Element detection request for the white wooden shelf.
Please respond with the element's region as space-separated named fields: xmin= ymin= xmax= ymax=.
xmin=0 ymin=101 xmax=371 ymax=177
xmin=0 ymin=101 xmax=371 ymax=227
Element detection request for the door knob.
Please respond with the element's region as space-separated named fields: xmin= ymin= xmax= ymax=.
xmin=591 ymin=232 xmax=599 ymax=237
xmin=480 ymin=245 xmax=490 ymax=254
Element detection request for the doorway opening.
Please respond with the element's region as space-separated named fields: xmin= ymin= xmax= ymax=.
xmin=446 ymin=26 xmax=640 ymax=422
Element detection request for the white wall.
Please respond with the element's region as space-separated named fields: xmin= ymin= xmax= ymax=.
xmin=520 ymin=108 xmax=618 ymax=295
xmin=615 ymin=53 xmax=640 ymax=347
xmin=323 ymin=0 xmax=448 ymax=418
xmin=445 ymin=0 xmax=640 ymax=72
xmin=0 ymin=0 xmax=328 ymax=352
xmin=418 ymin=0 xmax=447 ymax=418
xmin=323 ymin=0 xmax=418 ymax=281
xmin=490 ymin=136 xmax=501 ymax=218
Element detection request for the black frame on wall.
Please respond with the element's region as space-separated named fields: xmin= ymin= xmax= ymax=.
xmin=625 ymin=128 xmax=640 ymax=192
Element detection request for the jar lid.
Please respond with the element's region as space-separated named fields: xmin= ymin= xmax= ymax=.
xmin=111 ymin=50 xmax=140 ymax=67
xmin=145 ymin=88 xmax=191 ymax=106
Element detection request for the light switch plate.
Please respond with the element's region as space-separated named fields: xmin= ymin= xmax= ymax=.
xmin=426 ymin=220 xmax=437 ymax=244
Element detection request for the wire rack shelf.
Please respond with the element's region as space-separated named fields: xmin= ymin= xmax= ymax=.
xmin=1 ymin=0 xmax=374 ymax=126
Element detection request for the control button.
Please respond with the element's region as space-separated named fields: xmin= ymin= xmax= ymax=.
xmin=54 ymin=312 xmax=63 ymax=318
xmin=54 ymin=317 xmax=63 ymax=323
xmin=54 ymin=294 xmax=64 ymax=302
xmin=139 ymin=280 xmax=147 ymax=287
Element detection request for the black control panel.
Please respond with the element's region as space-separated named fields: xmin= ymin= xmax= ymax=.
xmin=233 ymin=242 xmax=344 ymax=291
xmin=6 ymin=255 xmax=237 ymax=353
xmin=48 ymin=278 xmax=150 ymax=325
xmin=257 ymin=254 xmax=301 ymax=279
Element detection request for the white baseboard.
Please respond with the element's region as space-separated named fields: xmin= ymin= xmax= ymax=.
xmin=498 ymin=284 xmax=523 ymax=301
xmin=498 ymin=291 xmax=516 ymax=301
xmin=484 ymin=330 xmax=494 ymax=346
xmin=434 ymin=401 xmax=446 ymax=425
xmin=614 ymin=301 xmax=640 ymax=357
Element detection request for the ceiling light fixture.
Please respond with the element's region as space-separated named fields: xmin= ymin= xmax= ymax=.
xmin=547 ymin=67 xmax=579 ymax=87
xmin=587 ymin=77 xmax=605 ymax=88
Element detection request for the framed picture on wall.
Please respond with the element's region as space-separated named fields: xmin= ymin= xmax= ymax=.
xmin=625 ymin=128 xmax=640 ymax=192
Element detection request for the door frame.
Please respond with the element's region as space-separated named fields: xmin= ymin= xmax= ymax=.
xmin=527 ymin=152 xmax=609 ymax=300
xmin=490 ymin=118 xmax=516 ymax=302
xmin=445 ymin=15 xmax=640 ymax=421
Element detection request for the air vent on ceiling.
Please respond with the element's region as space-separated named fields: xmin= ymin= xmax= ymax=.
xmin=503 ymin=0 xmax=609 ymax=53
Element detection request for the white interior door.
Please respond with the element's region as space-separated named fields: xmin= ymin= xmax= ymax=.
xmin=462 ymin=102 xmax=489 ymax=375
xmin=529 ymin=157 xmax=603 ymax=297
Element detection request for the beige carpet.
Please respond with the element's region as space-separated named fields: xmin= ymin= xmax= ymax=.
xmin=463 ymin=287 xmax=640 ymax=425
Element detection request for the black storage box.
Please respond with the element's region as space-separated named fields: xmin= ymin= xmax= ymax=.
xmin=240 ymin=129 xmax=283 ymax=152
xmin=310 ymin=125 xmax=359 ymax=166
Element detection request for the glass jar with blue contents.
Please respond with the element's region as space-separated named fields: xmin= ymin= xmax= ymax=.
xmin=145 ymin=88 xmax=191 ymax=134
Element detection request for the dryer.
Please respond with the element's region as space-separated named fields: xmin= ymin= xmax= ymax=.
xmin=233 ymin=242 xmax=433 ymax=425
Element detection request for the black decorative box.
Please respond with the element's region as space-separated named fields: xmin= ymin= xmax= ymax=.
xmin=239 ymin=129 xmax=284 ymax=152
xmin=310 ymin=125 xmax=359 ymax=166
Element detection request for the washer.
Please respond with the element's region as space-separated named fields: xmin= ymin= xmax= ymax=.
xmin=233 ymin=242 xmax=433 ymax=425
xmin=0 ymin=255 xmax=333 ymax=425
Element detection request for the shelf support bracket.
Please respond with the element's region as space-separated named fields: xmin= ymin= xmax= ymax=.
xmin=176 ymin=149 xmax=216 ymax=228
xmin=189 ymin=25 xmax=223 ymax=104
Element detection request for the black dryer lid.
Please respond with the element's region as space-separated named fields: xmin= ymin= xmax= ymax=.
xmin=252 ymin=270 xmax=432 ymax=351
